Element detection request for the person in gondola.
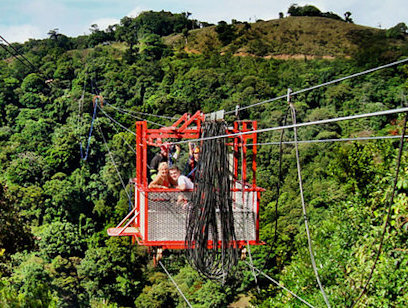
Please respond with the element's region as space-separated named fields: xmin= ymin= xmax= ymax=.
xmin=150 ymin=143 xmax=180 ymax=180
xmin=169 ymin=166 xmax=194 ymax=191
xmin=186 ymin=142 xmax=200 ymax=181
xmin=148 ymin=162 xmax=176 ymax=189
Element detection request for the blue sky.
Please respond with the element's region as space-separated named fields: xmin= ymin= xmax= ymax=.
xmin=1 ymin=0 xmax=407 ymax=43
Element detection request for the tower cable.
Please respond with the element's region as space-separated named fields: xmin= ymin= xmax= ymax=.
xmin=245 ymin=261 xmax=315 ymax=308
xmin=158 ymin=261 xmax=193 ymax=308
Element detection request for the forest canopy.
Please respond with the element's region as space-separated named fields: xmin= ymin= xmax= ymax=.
xmin=1 ymin=6 xmax=408 ymax=307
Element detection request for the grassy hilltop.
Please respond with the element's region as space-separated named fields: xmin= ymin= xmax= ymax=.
xmin=165 ymin=16 xmax=408 ymax=61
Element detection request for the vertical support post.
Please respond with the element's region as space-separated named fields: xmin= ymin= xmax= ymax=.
xmin=233 ymin=122 xmax=239 ymax=187
xmin=242 ymin=122 xmax=247 ymax=184
xmin=252 ymin=121 xmax=257 ymax=187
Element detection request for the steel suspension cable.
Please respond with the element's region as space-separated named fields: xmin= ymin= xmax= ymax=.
xmin=104 ymin=101 xmax=177 ymax=120
xmin=97 ymin=125 xmax=132 ymax=202
xmin=108 ymin=119 xmax=137 ymax=156
xmin=289 ymin=89 xmax=331 ymax=308
xmin=225 ymin=57 xmax=408 ymax=115
xmin=97 ymin=105 xmax=136 ymax=136
xmin=351 ymin=112 xmax=408 ymax=308
xmin=104 ymin=101 xmax=166 ymax=127
xmin=245 ymin=261 xmax=315 ymax=308
xmin=173 ymin=107 xmax=408 ymax=145
xmin=158 ymin=261 xmax=193 ymax=308
xmin=247 ymin=135 xmax=408 ymax=146
xmin=0 ymin=34 xmax=38 ymax=72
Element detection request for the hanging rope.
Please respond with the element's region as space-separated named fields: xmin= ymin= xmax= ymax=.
xmin=185 ymin=120 xmax=239 ymax=281
xmin=351 ymin=112 xmax=408 ymax=308
xmin=158 ymin=261 xmax=193 ymax=308
xmin=80 ymin=97 xmax=99 ymax=161
xmin=288 ymin=89 xmax=331 ymax=308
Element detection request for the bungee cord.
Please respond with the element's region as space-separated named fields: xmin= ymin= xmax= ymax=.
xmin=185 ymin=120 xmax=239 ymax=281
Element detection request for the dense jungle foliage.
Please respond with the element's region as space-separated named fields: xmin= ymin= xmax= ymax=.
xmin=1 ymin=8 xmax=408 ymax=307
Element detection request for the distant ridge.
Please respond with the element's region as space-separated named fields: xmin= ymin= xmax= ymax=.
xmin=165 ymin=16 xmax=408 ymax=60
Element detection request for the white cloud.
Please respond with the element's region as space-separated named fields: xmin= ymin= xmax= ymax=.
xmin=0 ymin=24 xmax=44 ymax=43
xmin=127 ymin=7 xmax=144 ymax=18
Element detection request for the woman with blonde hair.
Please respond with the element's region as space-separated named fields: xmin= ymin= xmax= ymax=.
xmin=148 ymin=162 xmax=176 ymax=189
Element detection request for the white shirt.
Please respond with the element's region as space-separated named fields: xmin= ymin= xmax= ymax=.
xmin=178 ymin=175 xmax=194 ymax=190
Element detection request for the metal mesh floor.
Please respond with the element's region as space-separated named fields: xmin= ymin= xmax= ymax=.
xmin=142 ymin=191 xmax=256 ymax=242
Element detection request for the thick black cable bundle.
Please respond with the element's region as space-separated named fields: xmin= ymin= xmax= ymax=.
xmin=185 ymin=121 xmax=239 ymax=280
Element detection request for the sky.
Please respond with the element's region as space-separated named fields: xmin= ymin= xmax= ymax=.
xmin=0 ymin=0 xmax=407 ymax=43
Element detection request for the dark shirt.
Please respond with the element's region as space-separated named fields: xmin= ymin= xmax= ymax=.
xmin=186 ymin=157 xmax=198 ymax=181
xmin=150 ymin=153 xmax=167 ymax=172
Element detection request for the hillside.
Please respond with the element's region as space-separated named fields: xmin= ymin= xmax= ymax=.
xmin=165 ymin=16 xmax=408 ymax=60
xmin=1 ymin=10 xmax=408 ymax=307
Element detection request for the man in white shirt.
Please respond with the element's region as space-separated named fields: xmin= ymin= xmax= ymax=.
xmin=169 ymin=166 xmax=194 ymax=190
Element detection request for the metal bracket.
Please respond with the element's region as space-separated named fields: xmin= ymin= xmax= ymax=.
xmin=205 ymin=109 xmax=225 ymax=121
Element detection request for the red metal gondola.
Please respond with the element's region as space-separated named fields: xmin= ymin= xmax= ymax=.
xmin=107 ymin=111 xmax=263 ymax=250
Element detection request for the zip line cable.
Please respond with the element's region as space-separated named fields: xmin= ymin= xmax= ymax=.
xmin=351 ymin=112 xmax=408 ymax=308
xmin=158 ymin=261 xmax=193 ymax=308
xmin=245 ymin=261 xmax=315 ymax=308
xmin=247 ymin=135 xmax=408 ymax=146
xmin=104 ymin=101 xmax=177 ymax=120
xmin=288 ymin=90 xmax=331 ymax=308
xmin=104 ymin=101 xmax=167 ymax=127
xmin=97 ymin=105 xmax=136 ymax=136
xmin=97 ymin=125 xmax=132 ymax=202
xmin=225 ymin=57 xmax=408 ymax=115
xmin=173 ymin=107 xmax=408 ymax=145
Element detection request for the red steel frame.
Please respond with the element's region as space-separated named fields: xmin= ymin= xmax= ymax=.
xmin=107 ymin=111 xmax=263 ymax=249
